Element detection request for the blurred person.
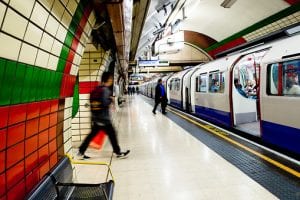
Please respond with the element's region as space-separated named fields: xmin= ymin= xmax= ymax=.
xmin=78 ymin=72 xmax=130 ymax=159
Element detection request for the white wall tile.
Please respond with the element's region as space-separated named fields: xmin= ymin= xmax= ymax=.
xmin=24 ymin=23 xmax=43 ymax=46
xmin=45 ymin=15 xmax=59 ymax=36
xmin=48 ymin=55 xmax=58 ymax=70
xmin=38 ymin=0 xmax=54 ymax=11
xmin=9 ymin=0 xmax=35 ymax=18
xmin=0 ymin=33 xmax=21 ymax=60
xmin=56 ymin=24 xmax=67 ymax=43
xmin=51 ymin=39 xmax=63 ymax=56
xmin=19 ymin=43 xmax=38 ymax=65
xmin=40 ymin=32 xmax=54 ymax=52
xmin=31 ymin=2 xmax=49 ymax=29
xmin=52 ymin=0 xmax=64 ymax=21
xmin=66 ymin=0 xmax=77 ymax=15
xmin=0 ymin=2 xmax=7 ymax=26
xmin=35 ymin=49 xmax=49 ymax=68
xmin=61 ymin=10 xmax=72 ymax=28
xmin=2 ymin=8 xmax=28 ymax=39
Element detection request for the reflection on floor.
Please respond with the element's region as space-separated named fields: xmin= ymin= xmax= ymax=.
xmin=72 ymin=95 xmax=277 ymax=200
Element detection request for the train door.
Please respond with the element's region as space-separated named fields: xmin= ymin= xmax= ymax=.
xmin=231 ymin=50 xmax=266 ymax=137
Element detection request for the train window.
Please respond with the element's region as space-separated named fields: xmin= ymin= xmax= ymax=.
xmin=199 ymin=73 xmax=207 ymax=92
xmin=209 ymin=71 xmax=224 ymax=93
xmin=267 ymin=59 xmax=300 ymax=96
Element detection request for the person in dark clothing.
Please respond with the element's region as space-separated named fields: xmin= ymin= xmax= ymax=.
xmin=78 ymin=72 xmax=130 ymax=159
xmin=152 ymin=79 xmax=167 ymax=114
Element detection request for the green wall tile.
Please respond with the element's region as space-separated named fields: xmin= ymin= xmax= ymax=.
xmin=3 ymin=61 xmax=17 ymax=105
xmin=11 ymin=63 xmax=26 ymax=104
xmin=0 ymin=58 xmax=7 ymax=105
xmin=22 ymin=66 xmax=33 ymax=103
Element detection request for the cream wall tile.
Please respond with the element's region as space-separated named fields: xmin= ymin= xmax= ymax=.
xmin=40 ymin=32 xmax=54 ymax=52
xmin=60 ymin=0 xmax=69 ymax=6
xmin=35 ymin=49 xmax=49 ymax=68
xmin=72 ymin=117 xmax=80 ymax=124
xmin=19 ymin=43 xmax=37 ymax=65
xmin=79 ymin=94 xmax=89 ymax=100
xmin=56 ymin=24 xmax=67 ymax=43
xmin=24 ymin=23 xmax=43 ymax=46
xmin=9 ymin=0 xmax=35 ymax=18
xmin=52 ymin=0 xmax=64 ymax=21
xmin=2 ymin=8 xmax=28 ymax=39
xmin=45 ymin=15 xmax=59 ymax=36
xmin=72 ymin=136 xmax=81 ymax=141
xmin=31 ymin=2 xmax=49 ymax=29
xmin=47 ymin=55 xmax=58 ymax=70
xmin=61 ymin=10 xmax=72 ymax=28
xmin=2 ymin=0 xmax=9 ymax=3
xmin=51 ymin=39 xmax=63 ymax=56
xmin=0 ymin=3 xmax=6 ymax=28
xmin=0 ymin=33 xmax=21 ymax=60
xmin=38 ymin=0 xmax=54 ymax=10
xmin=79 ymin=76 xmax=90 ymax=82
xmin=66 ymin=0 xmax=77 ymax=16
xmin=88 ymin=11 xmax=96 ymax=26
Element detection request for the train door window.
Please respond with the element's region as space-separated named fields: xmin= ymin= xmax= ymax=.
xmin=233 ymin=51 xmax=266 ymax=98
xmin=175 ymin=78 xmax=181 ymax=91
xmin=209 ymin=71 xmax=224 ymax=93
xmin=170 ymin=79 xmax=173 ymax=90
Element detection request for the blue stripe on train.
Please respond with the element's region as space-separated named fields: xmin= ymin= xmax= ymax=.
xmin=170 ymin=98 xmax=182 ymax=109
xmin=194 ymin=105 xmax=231 ymax=128
xmin=262 ymin=121 xmax=300 ymax=155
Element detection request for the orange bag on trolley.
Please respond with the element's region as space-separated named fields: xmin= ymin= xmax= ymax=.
xmin=89 ymin=130 xmax=106 ymax=150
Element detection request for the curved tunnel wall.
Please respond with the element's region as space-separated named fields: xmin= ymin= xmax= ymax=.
xmin=0 ymin=0 xmax=96 ymax=199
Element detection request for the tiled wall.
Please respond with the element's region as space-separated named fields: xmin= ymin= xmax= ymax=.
xmin=0 ymin=0 xmax=96 ymax=199
xmin=72 ymin=49 xmax=111 ymax=142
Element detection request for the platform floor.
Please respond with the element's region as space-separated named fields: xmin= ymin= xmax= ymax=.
xmin=72 ymin=95 xmax=295 ymax=200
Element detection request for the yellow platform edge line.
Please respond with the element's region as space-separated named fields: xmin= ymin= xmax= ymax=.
xmin=168 ymin=109 xmax=300 ymax=178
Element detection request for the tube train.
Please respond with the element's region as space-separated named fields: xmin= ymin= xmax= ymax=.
xmin=140 ymin=31 xmax=300 ymax=157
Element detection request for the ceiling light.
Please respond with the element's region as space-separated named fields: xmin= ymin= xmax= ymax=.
xmin=220 ymin=0 xmax=237 ymax=8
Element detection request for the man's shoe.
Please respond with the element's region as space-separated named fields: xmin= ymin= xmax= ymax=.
xmin=152 ymin=110 xmax=156 ymax=114
xmin=116 ymin=150 xmax=130 ymax=158
xmin=162 ymin=111 xmax=167 ymax=114
xmin=77 ymin=152 xmax=91 ymax=160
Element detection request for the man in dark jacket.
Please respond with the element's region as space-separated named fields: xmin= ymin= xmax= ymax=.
xmin=78 ymin=72 xmax=130 ymax=159
xmin=152 ymin=79 xmax=167 ymax=114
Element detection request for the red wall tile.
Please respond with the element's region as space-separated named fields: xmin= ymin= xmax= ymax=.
xmin=50 ymin=100 xmax=59 ymax=112
xmin=49 ymin=126 xmax=57 ymax=141
xmin=39 ymin=115 xmax=49 ymax=132
xmin=38 ymin=145 xmax=49 ymax=164
xmin=26 ymin=118 xmax=39 ymax=138
xmin=7 ymin=179 xmax=25 ymax=200
xmin=7 ymin=123 xmax=25 ymax=147
xmin=0 ymin=173 xmax=5 ymax=197
xmin=49 ymin=113 xmax=58 ymax=127
xmin=25 ymin=136 xmax=38 ymax=156
xmin=0 ymin=129 xmax=6 ymax=151
xmin=40 ymin=101 xmax=51 ymax=116
xmin=8 ymin=105 xmax=26 ymax=126
xmin=49 ymin=138 xmax=57 ymax=155
xmin=49 ymin=151 xmax=58 ymax=169
xmin=0 ymin=106 xmax=9 ymax=129
xmin=38 ymin=130 xmax=48 ymax=148
xmin=39 ymin=160 xmax=49 ymax=178
xmin=25 ymin=168 xmax=39 ymax=193
xmin=6 ymin=142 xmax=24 ymax=169
xmin=6 ymin=161 xmax=24 ymax=190
xmin=0 ymin=152 xmax=4 ymax=173
xmin=27 ymin=102 xmax=40 ymax=120
xmin=25 ymin=152 xmax=38 ymax=175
